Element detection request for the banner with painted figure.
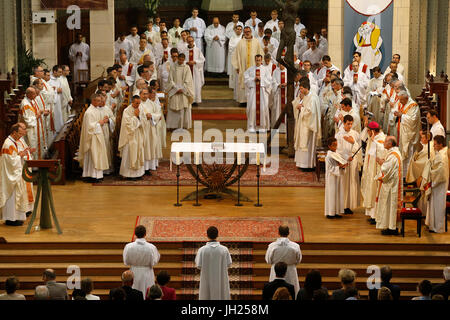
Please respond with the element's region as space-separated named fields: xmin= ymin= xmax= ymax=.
xmin=344 ymin=0 xmax=393 ymax=73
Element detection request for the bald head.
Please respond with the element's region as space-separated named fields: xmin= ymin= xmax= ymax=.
xmin=213 ymin=17 xmax=220 ymax=27
xmin=384 ymin=136 xmax=397 ymax=149
xmin=43 ymin=269 xmax=56 ymax=281
xmin=26 ymin=87 xmax=37 ymax=99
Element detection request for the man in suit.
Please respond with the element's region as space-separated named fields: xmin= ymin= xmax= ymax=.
xmin=368 ymin=265 xmax=401 ymax=300
xmin=43 ymin=269 xmax=68 ymax=300
xmin=431 ymin=267 xmax=450 ymax=300
xmin=109 ymin=270 xmax=144 ymax=301
xmin=262 ymin=262 xmax=295 ymax=300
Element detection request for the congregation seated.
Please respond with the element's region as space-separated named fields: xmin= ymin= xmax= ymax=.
xmin=109 ymin=287 xmax=126 ymax=301
xmin=430 ymin=267 xmax=450 ymax=300
xmin=344 ymin=287 xmax=359 ymax=300
xmin=34 ymin=285 xmax=50 ymax=300
xmin=377 ymin=287 xmax=393 ymax=300
xmin=411 ymin=280 xmax=433 ymax=300
xmin=368 ymin=265 xmax=401 ymax=301
xmin=146 ymin=284 xmax=163 ymax=300
xmin=42 ymin=269 xmax=68 ymax=300
xmin=296 ymin=269 xmax=327 ymax=301
xmin=72 ymin=289 xmax=87 ymax=300
xmin=272 ymin=287 xmax=292 ymax=300
xmin=331 ymin=269 xmax=356 ymax=300
xmin=109 ymin=270 xmax=144 ymax=301
xmin=80 ymin=278 xmax=100 ymax=300
xmin=262 ymin=262 xmax=295 ymax=300
xmin=0 ymin=276 xmax=25 ymax=300
xmin=149 ymin=270 xmax=176 ymax=300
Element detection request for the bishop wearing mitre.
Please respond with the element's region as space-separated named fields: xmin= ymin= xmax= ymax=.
xmin=78 ymin=93 xmax=110 ymax=181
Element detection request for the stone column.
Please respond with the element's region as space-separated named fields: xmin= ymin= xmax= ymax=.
xmin=201 ymin=0 xmax=243 ymax=11
xmin=327 ymin=0 xmax=345 ymax=71
xmin=89 ymin=0 xmax=115 ymax=80
xmin=31 ymin=0 xmax=58 ymax=68
xmin=0 ymin=0 xmax=18 ymax=76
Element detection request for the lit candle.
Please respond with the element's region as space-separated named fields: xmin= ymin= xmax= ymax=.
xmin=195 ymin=152 xmax=200 ymax=165
xmin=237 ymin=152 xmax=241 ymax=165
xmin=256 ymin=152 xmax=260 ymax=165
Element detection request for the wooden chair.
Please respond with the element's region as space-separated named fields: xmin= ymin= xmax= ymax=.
xmin=400 ymin=185 xmax=425 ymax=237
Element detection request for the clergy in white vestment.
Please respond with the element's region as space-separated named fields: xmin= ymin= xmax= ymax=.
xmin=139 ymin=88 xmax=161 ymax=172
xmin=68 ymin=33 xmax=90 ymax=83
xmin=366 ymin=67 xmax=384 ymax=124
xmin=244 ymin=55 xmax=271 ymax=133
xmin=301 ymin=38 xmax=323 ymax=66
xmin=118 ymin=96 xmax=146 ymax=178
xmin=0 ymin=124 xmax=33 ymax=226
xmin=323 ymin=78 xmax=344 ymax=140
xmin=292 ymin=79 xmax=322 ymax=169
xmin=302 ymin=61 xmax=319 ymax=95
xmin=78 ymin=94 xmax=109 ymax=180
xmin=294 ymin=28 xmax=308 ymax=58
xmin=47 ymin=66 xmax=64 ymax=133
xmin=123 ymin=225 xmax=160 ymax=299
xmin=232 ymin=27 xmax=264 ymax=104
xmin=183 ymin=36 xmax=205 ymax=105
xmin=427 ymin=110 xmax=446 ymax=139
xmin=153 ymin=38 xmax=172 ymax=68
xmin=30 ymin=80 xmax=53 ymax=149
xmin=383 ymin=61 xmax=404 ymax=82
xmin=168 ymin=18 xmax=184 ymax=47
xmin=126 ymin=26 xmax=141 ymax=49
xmin=324 ymin=137 xmax=346 ymax=218
xmin=19 ymin=88 xmax=46 ymax=159
xmin=115 ymin=33 xmax=133 ymax=62
xmin=374 ymin=136 xmax=403 ymax=235
xmin=97 ymin=93 xmax=116 ymax=174
xmin=336 ymin=98 xmax=361 ymax=133
xmin=421 ymin=135 xmax=449 ymax=233
xmin=406 ymin=131 xmax=435 ymax=185
xmin=154 ymin=25 xmax=173 ymax=45
xmin=158 ymin=48 xmax=178 ymax=93
xmin=176 ymin=30 xmax=189 ymax=53
xmin=315 ymin=32 xmax=328 ymax=56
xmin=130 ymin=38 xmax=155 ymax=65
xmin=271 ymin=64 xmax=288 ymax=131
xmin=245 ymin=11 xmax=263 ymax=36
xmin=383 ymin=54 xmax=405 ymax=77
xmin=225 ymin=13 xmax=244 ymax=39
xmin=205 ymin=18 xmax=227 ymax=74
xmin=314 ymin=55 xmax=340 ymax=88
xmin=60 ymin=65 xmax=73 ymax=123
xmin=183 ymin=8 xmax=207 ymax=53
xmin=119 ymin=54 xmax=136 ymax=88
xmin=195 ymin=226 xmax=232 ymax=300
xmin=343 ymin=51 xmax=371 ymax=81
xmin=343 ymin=61 xmax=369 ymax=108
xmin=149 ymin=88 xmax=166 ymax=149
xmin=264 ymin=10 xmax=280 ymax=33
xmin=144 ymin=21 xmax=159 ymax=46
xmin=335 ymin=115 xmax=362 ymax=213
xmin=166 ymin=53 xmax=194 ymax=129
xmin=294 ymin=17 xmax=306 ymax=36
xmin=395 ymin=91 xmax=421 ymax=176
xmin=361 ymin=121 xmax=386 ymax=221
xmin=265 ymin=225 xmax=302 ymax=297
xmin=227 ymin=26 xmax=243 ymax=91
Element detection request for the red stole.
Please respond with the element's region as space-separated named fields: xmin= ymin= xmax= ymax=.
xmin=189 ymin=49 xmax=194 ymax=75
xmin=255 ymin=68 xmax=261 ymax=126
xmin=127 ymin=63 xmax=134 ymax=76
xmin=281 ymin=70 xmax=286 ymax=124
xmin=362 ymin=64 xmax=368 ymax=74
xmin=271 ymin=63 xmax=276 ymax=75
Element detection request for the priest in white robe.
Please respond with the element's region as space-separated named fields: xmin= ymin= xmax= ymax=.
xmin=168 ymin=18 xmax=184 ymax=47
xmin=271 ymin=63 xmax=288 ymax=131
xmin=265 ymin=226 xmax=302 ymax=297
xmin=324 ymin=137 xmax=347 ymax=218
xmin=375 ymin=136 xmax=403 ymax=235
xmin=130 ymin=38 xmax=155 ymax=65
xmin=0 ymin=124 xmax=32 ymax=226
xmin=231 ymin=26 xmax=264 ymax=104
xmin=195 ymin=226 xmax=232 ymax=300
xmin=68 ymin=33 xmax=90 ymax=83
xmin=292 ymin=79 xmax=322 ymax=169
xmin=182 ymin=36 xmax=205 ymax=105
xmin=227 ymin=26 xmax=243 ymax=90
xmin=336 ymin=98 xmax=361 ymax=133
xmin=114 ymin=33 xmax=133 ymax=61
xmin=183 ymin=8 xmax=206 ymax=53
xmin=225 ymin=13 xmax=244 ymax=39
xmin=204 ymin=18 xmax=227 ymax=74
xmin=118 ymin=95 xmax=146 ymax=179
xmin=153 ymin=38 xmax=172 ymax=68
xmin=20 ymin=88 xmax=46 ymax=159
xmin=158 ymin=48 xmax=178 ymax=93
xmin=78 ymin=94 xmax=109 ymax=180
xmin=123 ymin=225 xmax=160 ymax=299
xmin=98 ymin=93 xmax=116 ymax=174
xmin=427 ymin=110 xmax=446 ymax=139
xmin=16 ymin=124 xmax=35 ymax=213
xmin=421 ymin=135 xmax=449 ymax=233
xmin=60 ymin=65 xmax=73 ymax=123
xmin=344 ymin=61 xmax=369 ymax=108
xmin=31 ymin=80 xmax=53 ymax=148
xmin=244 ymin=54 xmax=271 ymax=132
xmin=149 ymin=88 xmax=166 ymax=149
xmin=166 ymin=53 xmax=194 ymax=129
xmin=139 ymin=88 xmax=161 ymax=172
xmin=366 ymin=67 xmax=384 ymax=124
xmin=47 ymin=66 xmax=64 ymax=133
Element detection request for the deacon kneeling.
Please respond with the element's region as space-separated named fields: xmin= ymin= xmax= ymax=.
xmin=374 ymin=136 xmax=403 ymax=236
xmin=421 ymin=135 xmax=449 ymax=233
xmin=118 ymin=95 xmax=146 ymax=179
xmin=1 ymin=124 xmax=34 ymax=226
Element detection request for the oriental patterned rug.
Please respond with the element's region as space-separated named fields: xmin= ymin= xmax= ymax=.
xmin=133 ymin=216 xmax=304 ymax=243
xmin=94 ymin=159 xmax=324 ymax=187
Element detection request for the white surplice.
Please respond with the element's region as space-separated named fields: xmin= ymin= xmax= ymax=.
xmin=225 ymin=21 xmax=244 ymax=39
xmin=60 ymin=75 xmax=73 ymax=123
xmin=166 ymin=63 xmax=194 ymax=129
xmin=244 ymin=65 xmax=271 ymax=131
xmin=265 ymin=238 xmax=302 ymax=297
xmin=123 ymin=238 xmax=160 ymax=299
xmin=68 ymin=42 xmax=90 ymax=83
xmin=204 ymin=24 xmax=227 ymax=73
xmin=227 ymin=34 xmax=242 ymax=90
xmin=183 ymin=17 xmax=207 ymax=53
xmin=195 ymin=241 xmax=232 ymax=300
xmin=182 ymin=45 xmax=205 ymax=104
xmin=324 ymin=151 xmax=346 ymax=216
xmin=20 ymin=97 xmax=46 ymax=159
xmin=47 ymin=75 xmax=64 ymax=133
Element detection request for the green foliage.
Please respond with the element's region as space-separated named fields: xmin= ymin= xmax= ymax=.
xmin=144 ymin=0 xmax=160 ymax=18
xmin=17 ymin=44 xmax=46 ymax=88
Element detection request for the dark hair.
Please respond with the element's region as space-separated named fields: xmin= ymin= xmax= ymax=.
xmin=418 ymin=280 xmax=432 ymax=296
xmin=258 ymin=22 xmax=264 ymax=28
xmin=299 ymin=78 xmax=310 ymax=90
xmin=106 ymin=66 xmax=115 ymax=75
xmin=327 ymin=137 xmax=337 ymax=147
xmin=353 ymin=51 xmax=362 ymax=57
xmin=170 ymin=48 xmax=179 ymax=55
xmin=278 ymin=225 xmax=290 ymax=237
xmin=112 ymin=64 xmax=121 ymax=71
xmin=72 ymin=289 xmax=86 ymax=300
xmin=98 ymin=79 xmax=107 ymax=88
xmin=81 ymin=278 xmax=94 ymax=294
xmin=150 ymin=80 xmax=158 ymax=87
xmin=380 ymin=266 xmax=392 ymax=283
xmin=312 ymin=288 xmax=329 ymax=301
xmin=274 ymin=262 xmax=288 ymax=278
xmin=110 ymin=287 xmax=126 ymax=300
xmin=304 ymin=270 xmax=322 ymax=294
xmin=137 ymin=65 xmax=146 ymax=76
xmin=433 ymin=135 xmax=446 ymax=147
xmin=52 ymin=65 xmax=61 ymax=73
xmin=10 ymin=123 xmax=21 ymax=134
xmin=178 ymin=53 xmax=186 ymax=59
xmin=345 ymin=287 xmax=358 ymax=299
xmin=372 ymin=66 xmax=381 ymax=73
xmin=5 ymin=276 xmax=19 ymax=294
xmin=135 ymin=225 xmax=146 ymax=238
xmin=391 ymin=72 xmax=398 ymax=79
xmin=393 ymin=53 xmax=401 ymax=60
xmin=341 ymin=97 xmax=352 ymax=107
xmin=207 ymin=226 xmax=218 ymax=239
xmin=147 ymin=285 xmax=162 ymax=300
xmin=156 ymin=270 xmax=171 ymax=286
xmin=264 ymin=28 xmax=273 ymax=35
xmin=322 ymin=55 xmax=331 ymax=62
xmin=427 ymin=109 xmax=438 ymax=118
xmin=343 ymin=115 xmax=354 ymax=124
xmin=262 ymin=35 xmax=270 ymax=42
xmin=342 ymin=86 xmax=353 ymax=96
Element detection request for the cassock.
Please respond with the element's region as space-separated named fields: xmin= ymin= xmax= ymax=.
xmin=225 ymin=21 xmax=244 ymax=39
xmin=406 ymin=142 xmax=435 ymax=184
xmin=265 ymin=238 xmax=302 ymax=297
xmin=271 ymin=67 xmax=288 ymax=130
xmin=292 ymin=91 xmax=321 ymax=168
xmin=336 ymin=127 xmax=362 ymax=210
xmin=398 ymin=98 xmax=421 ymax=176
xmin=227 ymin=34 xmax=242 ymax=90
xmin=123 ymin=238 xmax=160 ymax=299
xmin=244 ymin=65 xmax=271 ymax=132
xmin=361 ymin=131 xmax=386 ymax=218
xmin=0 ymin=136 xmax=29 ymax=223
xmin=20 ymin=97 xmax=46 ymax=159
xmin=204 ymin=24 xmax=227 ymax=73
xmin=195 ymin=241 xmax=232 ymax=300
xmin=422 ymin=147 xmax=449 ymax=233
xmin=60 ymin=75 xmax=73 ymax=123
xmin=78 ymin=105 xmax=109 ymax=179
xmin=324 ymin=150 xmax=346 ymax=216
xmin=47 ymin=75 xmax=64 ymax=132
xmin=183 ymin=17 xmax=207 ymax=52
xmin=431 ymin=121 xmax=445 ymax=139
xmin=375 ymin=146 xmax=403 ymax=231
xmin=182 ymin=45 xmax=205 ymax=104
xmin=17 ymin=137 xmax=35 ymax=212
xmin=231 ymin=37 xmax=264 ymax=103
xmin=98 ymin=105 xmax=115 ymax=174
xmin=166 ymin=63 xmax=194 ymax=129
xmin=69 ymin=42 xmax=90 ymax=83
xmin=118 ymin=105 xmax=146 ymax=178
